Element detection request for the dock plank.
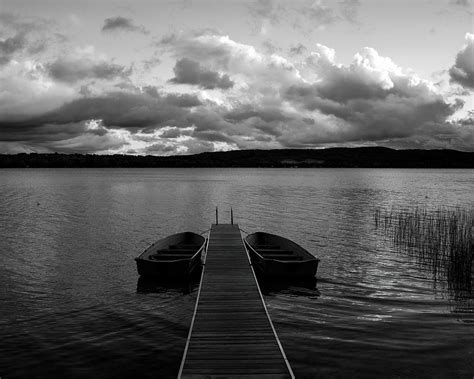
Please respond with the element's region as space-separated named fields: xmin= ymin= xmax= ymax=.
xmin=178 ymin=224 xmax=294 ymax=379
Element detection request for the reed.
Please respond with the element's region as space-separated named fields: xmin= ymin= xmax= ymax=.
xmin=374 ymin=206 xmax=473 ymax=303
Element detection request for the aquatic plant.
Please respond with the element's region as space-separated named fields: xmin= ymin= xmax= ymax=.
xmin=374 ymin=206 xmax=473 ymax=311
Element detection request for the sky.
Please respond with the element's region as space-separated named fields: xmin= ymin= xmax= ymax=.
xmin=0 ymin=0 xmax=473 ymax=155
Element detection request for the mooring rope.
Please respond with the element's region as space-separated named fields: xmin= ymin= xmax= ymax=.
xmin=239 ymin=227 xmax=250 ymax=235
xmin=199 ymin=228 xmax=211 ymax=235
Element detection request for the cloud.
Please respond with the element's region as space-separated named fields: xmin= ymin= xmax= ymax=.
xmin=0 ymin=27 xmax=472 ymax=154
xmin=0 ymin=60 xmax=77 ymax=119
xmin=44 ymin=90 xmax=201 ymax=129
xmin=301 ymin=0 xmax=338 ymax=26
xmin=101 ymin=16 xmax=148 ymax=34
xmin=0 ymin=88 xmax=202 ymax=133
xmin=283 ymin=44 xmax=458 ymax=145
xmin=170 ymin=57 xmax=234 ymax=89
xmin=247 ymin=0 xmax=361 ymax=35
xmin=449 ymin=33 xmax=474 ymax=89
xmin=247 ymin=0 xmax=282 ymax=32
xmin=289 ymin=43 xmax=307 ymax=56
xmin=0 ymin=12 xmax=60 ymax=65
xmin=47 ymin=57 xmax=130 ymax=83
xmin=160 ymin=126 xmax=183 ymax=138
xmin=0 ymin=86 xmax=205 ymax=154
xmin=0 ymin=33 xmax=26 ymax=64
xmin=451 ymin=0 xmax=472 ymax=7
xmin=160 ymin=35 xmax=466 ymax=150
xmin=340 ymin=0 xmax=361 ymax=23
xmin=160 ymin=31 xmax=301 ymax=96
xmin=0 ymin=119 xmax=129 ymax=154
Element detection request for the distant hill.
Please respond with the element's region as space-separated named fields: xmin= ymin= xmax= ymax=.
xmin=0 ymin=147 xmax=473 ymax=168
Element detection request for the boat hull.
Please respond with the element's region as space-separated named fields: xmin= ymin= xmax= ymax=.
xmin=136 ymin=255 xmax=201 ymax=278
xmin=135 ymin=232 xmax=206 ymax=278
xmin=250 ymin=253 xmax=319 ymax=278
xmin=245 ymin=232 xmax=319 ymax=278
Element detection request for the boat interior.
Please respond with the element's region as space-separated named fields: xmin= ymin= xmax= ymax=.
xmin=252 ymin=243 xmax=303 ymax=261
xmin=149 ymin=242 xmax=203 ymax=260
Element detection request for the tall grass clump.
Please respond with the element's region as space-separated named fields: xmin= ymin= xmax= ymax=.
xmin=374 ymin=206 xmax=473 ymax=306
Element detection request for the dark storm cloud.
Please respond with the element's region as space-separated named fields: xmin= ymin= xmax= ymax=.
xmin=0 ymin=121 xmax=89 ymax=142
xmin=101 ymin=16 xmax=148 ymax=34
xmin=184 ymin=104 xmax=285 ymax=144
xmin=284 ymin=82 xmax=456 ymax=144
xmin=0 ymin=90 xmax=202 ymax=136
xmin=449 ymin=33 xmax=474 ymax=89
xmin=192 ymin=130 xmax=236 ymax=143
xmin=285 ymin=84 xmax=349 ymax=117
xmin=160 ymin=127 xmax=183 ymax=138
xmin=183 ymin=107 xmax=233 ymax=133
xmin=0 ymin=85 xmax=207 ymax=153
xmin=224 ymin=104 xmax=288 ymax=124
xmin=47 ymin=57 xmax=130 ymax=83
xmin=0 ymin=119 xmax=129 ymax=154
xmin=46 ymin=91 xmax=201 ymax=129
xmin=275 ymin=43 xmax=467 ymax=148
xmin=170 ymin=58 xmax=234 ymax=89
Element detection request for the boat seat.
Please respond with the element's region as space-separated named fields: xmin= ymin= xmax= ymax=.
xmin=169 ymin=244 xmax=201 ymax=249
xmin=254 ymin=244 xmax=280 ymax=249
xmin=156 ymin=249 xmax=197 ymax=253
xmin=256 ymin=249 xmax=293 ymax=254
xmin=261 ymin=254 xmax=302 ymax=260
xmin=150 ymin=254 xmax=191 ymax=260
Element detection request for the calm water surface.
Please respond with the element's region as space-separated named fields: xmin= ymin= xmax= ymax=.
xmin=0 ymin=168 xmax=473 ymax=378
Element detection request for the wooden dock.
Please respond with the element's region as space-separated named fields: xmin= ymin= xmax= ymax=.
xmin=178 ymin=224 xmax=294 ymax=378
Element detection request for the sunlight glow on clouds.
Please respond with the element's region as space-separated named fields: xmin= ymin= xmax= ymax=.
xmin=0 ymin=3 xmax=472 ymax=154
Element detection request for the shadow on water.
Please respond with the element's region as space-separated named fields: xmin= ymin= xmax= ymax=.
xmin=136 ymin=267 xmax=203 ymax=295
xmin=255 ymin=273 xmax=320 ymax=298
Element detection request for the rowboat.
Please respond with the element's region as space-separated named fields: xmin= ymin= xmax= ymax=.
xmin=244 ymin=232 xmax=319 ymax=278
xmin=135 ymin=232 xmax=206 ymax=278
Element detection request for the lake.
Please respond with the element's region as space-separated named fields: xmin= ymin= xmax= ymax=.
xmin=0 ymin=168 xmax=473 ymax=378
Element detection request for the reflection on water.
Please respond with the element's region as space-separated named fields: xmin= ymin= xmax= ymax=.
xmin=136 ymin=269 xmax=202 ymax=295
xmin=1 ymin=168 xmax=473 ymax=378
xmin=256 ymin=274 xmax=320 ymax=299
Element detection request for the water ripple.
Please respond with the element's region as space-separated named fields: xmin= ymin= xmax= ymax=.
xmin=1 ymin=168 xmax=473 ymax=378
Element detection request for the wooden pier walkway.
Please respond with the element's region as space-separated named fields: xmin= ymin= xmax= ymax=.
xmin=178 ymin=224 xmax=294 ymax=378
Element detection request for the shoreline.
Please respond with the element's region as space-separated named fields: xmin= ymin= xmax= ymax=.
xmin=1 ymin=147 xmax=473 ymax=168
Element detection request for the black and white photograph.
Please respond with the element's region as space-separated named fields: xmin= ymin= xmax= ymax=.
xmin=0 ymin=0 xmax=473 ymax=377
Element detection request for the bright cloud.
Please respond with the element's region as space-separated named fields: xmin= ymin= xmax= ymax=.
xmin=449 ymin=33 xmax=474 ymax=89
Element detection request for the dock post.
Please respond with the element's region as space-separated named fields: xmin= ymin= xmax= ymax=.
xmin=231 ymin=207 xmax=234 ymax=225
xmin=215 ymin=206 xmax=218 ymax=224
